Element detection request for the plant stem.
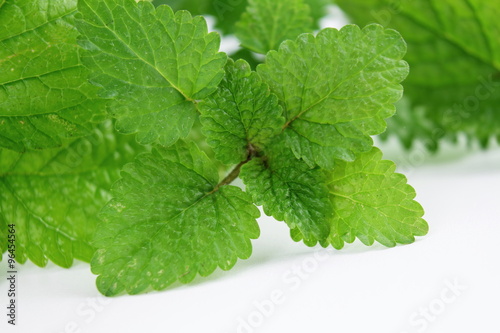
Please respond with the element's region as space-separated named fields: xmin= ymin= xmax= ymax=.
xmin=214 ymin=160 xmax=247 ymax=190
xmin=210 ymin=145 xmax=256 ymax=193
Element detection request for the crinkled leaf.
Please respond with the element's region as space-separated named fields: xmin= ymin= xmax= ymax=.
xmin=76 ymin=0 xmax=227 ymax=146
xmin=257 ymin=24 xmax=408 ymax=169
xmin=193 ymin=0 xmax=249 ymax=35
xmin=93 ymin=141 xmax=260 ymax=295
xmin=0 ymin=0 xmax=105 ymax=151
xmin=240 ymin=138 xmax=331 ymax=242
xmin=292 ymin=147 xmax=428 ymax=249
xmin=0 ymin=122 xmax=144 ymax=267
xmin=154 ymin=0 xmax=328 ymax=35
xmin=337 ymin=0 xmax=500 ymax=148
xmin=235 ymin=0 xmax=313 ymax=54
xmin=199 ymin=59 xmax=284 ymax=164
xmin=228 ymin=48 xmax=262 ymax=71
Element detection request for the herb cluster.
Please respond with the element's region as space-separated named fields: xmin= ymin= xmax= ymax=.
xmin=0 ymin=0 xmax=431 ymax=296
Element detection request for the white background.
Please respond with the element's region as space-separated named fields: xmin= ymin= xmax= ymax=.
xmin=2 ymin=138 xmax=500 ymax=333
xmin=2 ymin=6 xmax=500 ymax=333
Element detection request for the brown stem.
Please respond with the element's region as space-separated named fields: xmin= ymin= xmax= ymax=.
xmin=212 ymin=160 xmax=247 ymax=192
xmin=209 ymin=144 xmax=256 ymax=193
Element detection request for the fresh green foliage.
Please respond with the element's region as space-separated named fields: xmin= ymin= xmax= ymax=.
xmin=336 ymin=0 xmax=500 ymax=149
xmin=235 ymin=0 xmax=313 ymax=54
xmin=153 ymin=0 xmax=249 ymax=35
xmin=0 ymin=0 xmax=105 ymax=151
xmin=0 ymin=215 xmax=6 ymax=260
xmin=199 ymin=59 xmax=284 ymax=164
xmin=1 ymin=0 xmax=429 ymax=296
xmin=240 ymin=138 xmax=332 ymax=242
xmin=257 ymin=24 xmax=408 ymax=169
xmin=0 ymin=122 xmax=145 ymax=267
xmin=153 ymin=0 xmax=331 ymax=67
xmin=76 ymin=0 xmax=227 ymax=145
xmin=93 ymin=142 xmax=260 ymax=295
xmin=291 ymin=147 xmax=427 ymax=249
xmin=154 ymin=0 xmax=330 ymax=35
xmin=383 ymin=98 xmax=440 ymax=151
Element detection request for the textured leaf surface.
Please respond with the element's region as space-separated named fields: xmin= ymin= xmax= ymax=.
xmin=154 ymin=0 xmax=328 ymax=35
xmin=240 ymin=138 xmax=331 ymax=242
xmin=93 ymin=142 xmax=260 ymax=295
xmin=257 ymin=25 xmax=408 ymax=169
xmin=337 ymin=0 xmax=500 ymax=148
xmin=76 ymin=0 xmax=227 ymax=146
xmin=292 ymin=147 xmax=428 ymax=249
xmin=235 ymin=0 xmax=313 ymax=54
xmin=199 ymin=59 xmax=284 ymax=164
xmin=0 ymin=122 xmax=144 ymax=267
xmin=0 ymin=0 xmax=105 ymax=151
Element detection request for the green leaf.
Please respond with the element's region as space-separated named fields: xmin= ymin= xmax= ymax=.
xmin=76 ymin=0 xmax=227 ymax=146
xmin=228 ymin=48 xmax=262 ymax=70
xmin=240 ymin=138 xmax=331 ymax=242
xmin=235 ymin=0 xmax=313 ymax=54
xmin=305 ymin=0 xmax=331 ymax=28
xmin=0 ymin=217 xmax=6 ymax=261
xmin=336 ymin=0 xmax=500 ymax=148
xmin=381 ymin=97 xmax=441 ymax=151
xmin=154 ymin=0 xmax=330 ymax=35
xmin=92 ymin=141 xmax=260 ymax=295
xmin=257 ymin=24 xmax=409 ymax=169
xmin=0 ymin=122 xmax=144 ymax=267
xmin=292 ymin=147 xmax=428 ymax=249
xmin=0 ymin=0 xmax=105 ymax=152
xmin=199 ymin=59 xmax=284 ymax=165
xmin=197 ymin=0 xmax=249 ymax=35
